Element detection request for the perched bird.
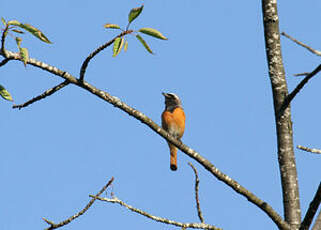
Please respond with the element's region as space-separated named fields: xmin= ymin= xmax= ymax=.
xmin=161 ymin=92 xmax=186 ymax=171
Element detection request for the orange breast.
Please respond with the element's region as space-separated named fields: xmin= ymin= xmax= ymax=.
xmin=162 ymin=107 xmax=185 ymax=139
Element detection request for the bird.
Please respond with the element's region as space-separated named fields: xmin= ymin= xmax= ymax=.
xmin=161 ymin=92 xmax=186 ymax=171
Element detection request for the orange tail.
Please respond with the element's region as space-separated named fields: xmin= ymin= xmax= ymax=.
xmin=169 ymin=144 xmax=177 ymax=171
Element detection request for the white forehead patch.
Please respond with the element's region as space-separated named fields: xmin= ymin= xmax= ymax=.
xmin=167 ymin=93 xmax=179 ymax=100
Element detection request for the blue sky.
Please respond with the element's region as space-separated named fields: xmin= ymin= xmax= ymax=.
xmin=1 ymin=1 xmax=321 ymax=229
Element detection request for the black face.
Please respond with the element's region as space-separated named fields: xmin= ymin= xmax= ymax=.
xmin=162 ymin=92 xmax=181 ymax=109
xmin=164 ymin=93 xmax=175 ymax=100
xmin=163 ymin=92 xmax=175 ymax=102
xmin=162 ymin=92 xmax=176 ymax=98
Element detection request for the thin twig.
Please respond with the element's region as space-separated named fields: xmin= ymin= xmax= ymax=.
xmin=44 ymin=177 xmax=114 ymax=230
xmin=312 ymin=211 xmax=321 ymax=230
xmin=0 ymin=49 xmax=290 ymax=230
xmin=297 ymin=145 xmax=321 ymax=154
xmin=91 ymin=195 xmax=220 ymax=230
xmin=188 ymin=162 xmax=204 ymax=223
xmin=278 ymin=63 xmax=321 ymax=118
xmin=79 ymin=30 xmax=133 ymax=81
xmin=293 ymin=72 xmax=309 ymax=77
xmin=281 ymin=32 xmax=321 ymax=56
xmin=300 ymin=182 xmax=321 ymax=230
xmin=12 ymin=79 xmax=69 ymax=109
xmin=1 ymin=25 xmax=9 ymax=58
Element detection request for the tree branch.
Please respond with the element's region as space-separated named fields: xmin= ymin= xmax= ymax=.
xmin=0 ymin=57 xmax=13 ymax=67
xmin=278 ymin=63 xmax=321 ymax=118
xmin=90 ymin=195 xmax=220 ymax=230
xmin=300 ymin=182 xmax=321 ymax=230
xmin=12 ymin=79 xmax=69 ymax=109
xmin=312 ymin=211 xmax=321 ymax=230
xmin=262 ymin=0 xmax=301 ymax=228
xmin=0 ymin=49 xmax=290 ymax=230
xmin=43 ymin=177 xmax=114 ymax=230
xmin=281 ymin=32 xmax=321 ymax=56
xmin=1 ymin=25 xmax=9 ymax=58
xmin=79 ymin=30 xmax=133 ymax=81
xmin=188 ymin=162 xmax=204 ymax=223
xmin=297 ymin=145 xmax=321 ymax=154
xmin=293 ymin=72 xmax=309 ymax=77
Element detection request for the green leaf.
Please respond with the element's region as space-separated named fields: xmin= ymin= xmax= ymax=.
xmin=1 ymin=17 xmax=6 ymax=26
xmin=7 ymin=20 xmax=21 ymax=26
xmin=124 ymin=40 xmax=128 ymax=52
xmin=136 ymin=34 xmax=153 ymax=54
xmin=8 ymin=21 xmax=52 ymax=43
xmin=113 ymin=37 xmax=121 ymax=56
xmin=20 ymin=23 xmax=52 ymax=43
xmin=138 ymin=28 xmax=168 ymax=40
xmin=0 ymin=84 xmax=13 ymax=101
xmin=113 ymin=37 xmax=124 ymax=57
xmin=128 ymin=5 xmax=144 ymax=24
xmin=104 ymin=23 xmax=121 ymax=29
xmin=15 ymin=37 xmax=22 ymax=47
xmin=19 ymin=47 xmax=29 ymax=67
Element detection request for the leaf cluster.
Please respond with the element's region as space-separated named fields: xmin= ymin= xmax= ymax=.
xmin=0 ymin=18 xmax=51 ymax=101
xmin=104 ymin=5 xmax=168 ymax=56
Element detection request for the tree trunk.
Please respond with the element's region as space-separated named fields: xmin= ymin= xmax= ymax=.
xmin=262 ymin=0 xmax=301 ymax=229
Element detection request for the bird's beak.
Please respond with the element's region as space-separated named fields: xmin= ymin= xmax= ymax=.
xmin=162 ymin=92 xmax=169 ymax=97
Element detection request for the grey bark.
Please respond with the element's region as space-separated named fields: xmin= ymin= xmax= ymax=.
xmin=262 ymin=0 xmax=301 ymax=229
